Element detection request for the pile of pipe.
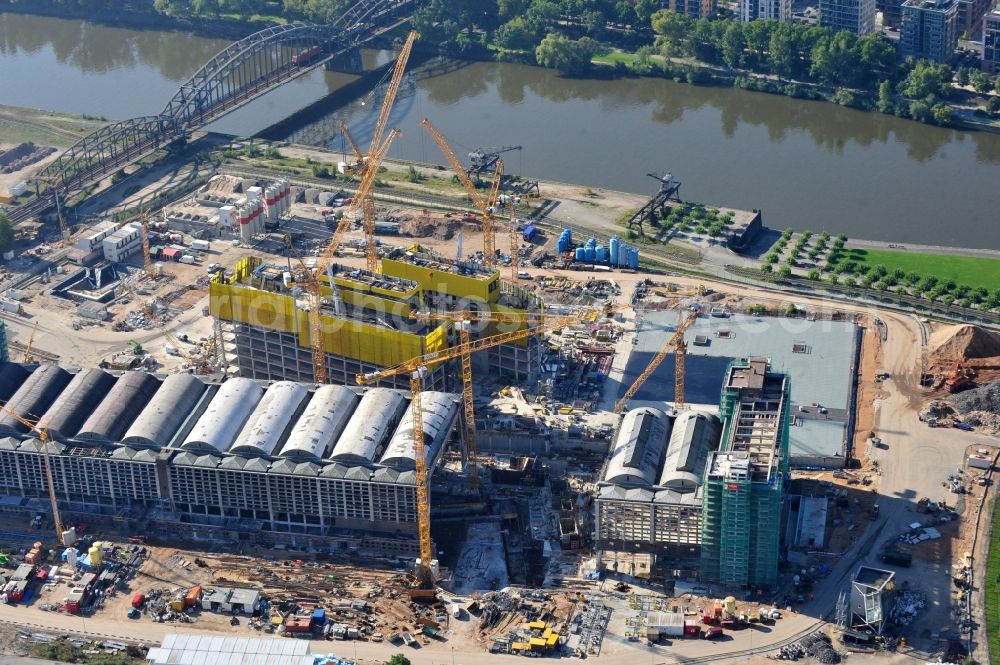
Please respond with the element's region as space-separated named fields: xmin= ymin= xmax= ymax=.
xmin=891 ymin=591 xmax=925 ymax=626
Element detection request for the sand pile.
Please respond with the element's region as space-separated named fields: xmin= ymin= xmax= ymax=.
xmin=928 ymin=325 xmax=1000 ymax=383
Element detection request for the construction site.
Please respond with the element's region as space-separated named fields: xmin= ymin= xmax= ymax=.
xmin=1 ymin=26 xmax=1000 ymax=665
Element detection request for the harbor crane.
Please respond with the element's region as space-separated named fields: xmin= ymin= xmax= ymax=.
xmin=0 ymin=405 xmax=64 ymax=544
xmin=359 ymin=305 xmax=625 ymax=583
xmin=468 ymin=145 xmax=521 ymax=185
xmin=420 ymin=118 xmax=504 ymax=268
xmin=615 ymin=310 xmax=699 ymax=413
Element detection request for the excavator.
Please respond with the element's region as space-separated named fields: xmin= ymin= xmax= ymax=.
xmin=945 ymin=359 xmax=975 ymax=392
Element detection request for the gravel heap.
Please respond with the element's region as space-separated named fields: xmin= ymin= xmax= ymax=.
xmin=949 ymin=380 xmax=1000 ymax=434
xmin=776 ymin=632 xmax=841 ymax=663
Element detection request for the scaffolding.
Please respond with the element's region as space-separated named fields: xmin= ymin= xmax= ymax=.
xmin=700 ymin=357 xmax=789 ymax=588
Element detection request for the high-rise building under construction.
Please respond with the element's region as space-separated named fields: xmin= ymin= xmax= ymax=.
xmin=700 ymin=357 xmax=789 ymax=588
xmin=210 ymin=248 xmax=542 ymax=389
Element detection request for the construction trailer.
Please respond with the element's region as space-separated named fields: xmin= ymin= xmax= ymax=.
xmin=700 ymin=357 xmax=790 ymax=588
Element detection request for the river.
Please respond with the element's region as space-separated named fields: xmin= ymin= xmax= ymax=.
xmin=2 ymin=11 xmax=998 ymax=249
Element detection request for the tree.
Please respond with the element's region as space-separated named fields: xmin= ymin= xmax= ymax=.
xmin=387 ymin=655 xmax=411 ymax=665
xmin=721 ymin=23 xmax=745 ymax=70
xmin=931 ymin=102 xmax=954 ymax=126
xmin=956 ymin=66 xmax=971 ymax=86
xmin=634 ymin=0 xmax=659 ymax=26
xmin=877 ymin=80 xmax=894 ymax=113
xmin=987 ymin=96 xmax=1000 ymax=115
xmin=652 ymin=10 xmax=692 ymax=56
xmin=769 ymin=23 xmax=795 ymax=80
xmin=970 ymin=70 xmax=992 ymax=94
xmin=535 ymin=33 xmax=598 ymax=77
xmin=899 ymin=60 xmax=951 ymax=100
xmin=0 ymin=212 xmax=13 ymax=254
xmin=909 ymin=99 xmax=932 ymax=123
xmin=494 ymin=17 xmax=541 ymax=50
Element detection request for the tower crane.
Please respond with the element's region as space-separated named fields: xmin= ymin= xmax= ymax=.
xmin=339 ymin=123 xmax=364 ymax=169
xmin=354 ymin=30 xmax=417 ymax=271
xmin=406 ymin=304 xmax=629 ymax=490
xmin=420 ymin=118 xmax=504 ymax=268
xmin=614 ymin=310 xmax=699 ymax=414
xmin=22 ymin=321 xmax=38 ymax=363
xmin=0 ymin=405 xmax=64 ymax=543
xmin=305 ymin=128 xmax=401 ymax=383
xmin=359 ymin=304 xmax=624 ymax=584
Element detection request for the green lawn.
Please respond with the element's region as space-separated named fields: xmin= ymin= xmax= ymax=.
xmin=987 ymin=500 xmax=1000 ymax=659
xmin=838 ymin=248 xmax=1000 ymax=291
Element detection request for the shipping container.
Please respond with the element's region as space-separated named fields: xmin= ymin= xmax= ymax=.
xmin=185 ymin=586 xmax=202 ymax=607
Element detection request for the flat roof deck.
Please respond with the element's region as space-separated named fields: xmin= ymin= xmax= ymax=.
xmin=623 ymin=311 xmax=856 ymax=410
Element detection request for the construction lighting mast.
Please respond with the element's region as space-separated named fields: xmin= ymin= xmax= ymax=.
xmin=307 ymin=128 xmax=401 ymax=384
xmin=420 ymin=118 xmax=503 ymax=268
xmin=0 ymin=405 xmax=64 ymax=542
xmin=360 ymin=306 xmax=622 ymax=583
xmin=615 ymin=310 xmax=699 ymax=414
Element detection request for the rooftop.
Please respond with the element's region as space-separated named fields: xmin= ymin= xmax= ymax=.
xmin=720 ymin=359 xmax=787 ymax=483
xmin=854 ymin=566 xmax=895 ymax=590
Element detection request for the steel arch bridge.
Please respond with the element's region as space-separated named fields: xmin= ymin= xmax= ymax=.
xmin=8 ymin=0 xmax=413 ymax=225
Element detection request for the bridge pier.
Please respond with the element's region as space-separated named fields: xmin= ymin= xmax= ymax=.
xmin=326 ymin=49 xmax=364 ymax=75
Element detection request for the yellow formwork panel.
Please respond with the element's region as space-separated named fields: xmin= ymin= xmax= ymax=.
xmin=381 ymin=257 xmax=501 ymax=304
xmin=212 ymin=283 xmax=450 ymax=367
xmin=210 ymin=282 xmax=299 ymax=334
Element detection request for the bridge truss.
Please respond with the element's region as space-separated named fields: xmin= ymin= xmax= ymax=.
xmin=8 ymin=0 xmax=412 ymax=225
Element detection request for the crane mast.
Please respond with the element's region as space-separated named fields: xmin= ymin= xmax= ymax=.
xmin=358 ymin=305 xmax=626 ymax=583
xmin=1 ymin=405 xmax=64 ymax=543
xmin=307 ymin=128 xmax=400 ymax=383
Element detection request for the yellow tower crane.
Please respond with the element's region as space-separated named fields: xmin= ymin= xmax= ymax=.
xmin=420 ymin=118 xmax=504 ymax=268
xmin=614 ymin=310 xmax=699 ymax=414
xmin=353 ymin=30 xmax=417 ymax=272
xmin=358 ymin=306 xmax=622 ymax=584
xmin=408 ymin=305 xmax=630 ymax=489
xmin=22 ymin=321 xmax=38 ymax=363
xmin=0 ymin=405 xmax=64 ymax=543
xmin=306 ymin=128 xmax=401 ymax=383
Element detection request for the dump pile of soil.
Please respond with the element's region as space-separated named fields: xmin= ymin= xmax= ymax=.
xmin=400 ymin=213 xmax=461 ymax=240
xmin=928 ymin=325 xmax=1000 ymax=383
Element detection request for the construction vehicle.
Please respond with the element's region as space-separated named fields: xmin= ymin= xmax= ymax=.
xmin=0 ymin=405 xmax=66 ymax=544
xmin=359 ymin=304 xmax=625 ymax=583
xmin=615 ymin=310 xmax=699 ymax=413
xmin=420 ymin=118 xmax=503 ymax=268
xmin=945 ymin=359 xmax=975 ymax=393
